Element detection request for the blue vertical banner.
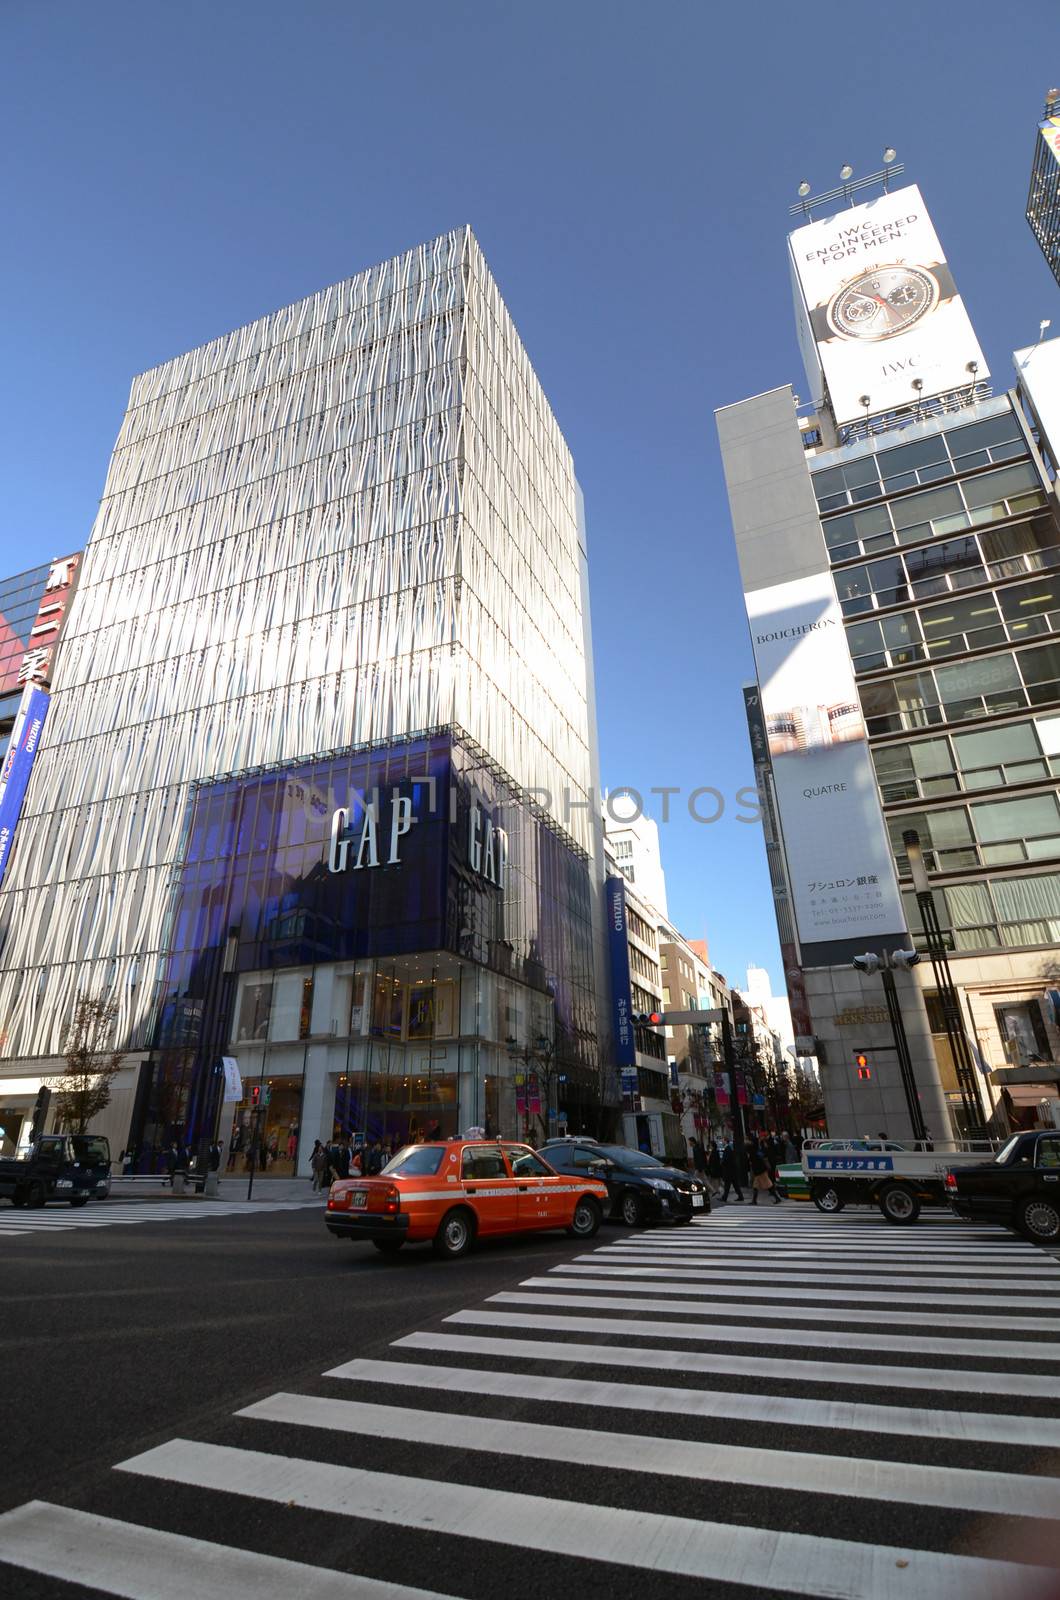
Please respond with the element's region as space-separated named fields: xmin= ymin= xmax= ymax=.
xmin=606 ymin=875 xmax=636 ymax=1068
xmin=0 ymin=685 xmax=49 ymax=889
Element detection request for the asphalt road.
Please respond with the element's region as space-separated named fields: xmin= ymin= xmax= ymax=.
xmin=1 ymin=1201 xmax=1059 ymax=1600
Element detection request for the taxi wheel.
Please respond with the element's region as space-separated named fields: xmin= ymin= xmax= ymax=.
xmin=1019 ymin=1197 xmax=1060 ymax=1243
xmin=433 ymin=1207 xmax=475 ymax=1258
xmin=566 ymin=1197 xmax=601 ymax=1238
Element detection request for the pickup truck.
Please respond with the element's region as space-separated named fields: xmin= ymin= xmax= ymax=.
xmin=945 ymin=1128 xmax=1060 ymax=1243
xmin=802 ymin=1136 xmax=1002 ymax=1224
xmin=0 ymin=1134 xmax=112 ymax=1209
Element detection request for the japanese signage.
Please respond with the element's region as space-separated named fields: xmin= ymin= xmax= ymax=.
xmin=0 ymin=685 xmax=49 ymax=889
xmin=221 ymin=1057 xmax=243 ymax=1103
xmin=789 ymin=184 xmax=987 ymax=426
xmin=746 ymin=571 xmax=905 ymax=945
xmin=807 ymin=1154 xmax=894 ymax=1173
xmin=606 ymin=876 xmax=636 ymax=1068
xmin=0 ymin=555 xmax=81 ymax=696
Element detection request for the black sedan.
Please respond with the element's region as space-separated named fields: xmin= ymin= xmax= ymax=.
xmin=946 ymin=1128 xmax=1060 ymax=1243
xmin=538 ymin=1140 xmax=710 ymax=1226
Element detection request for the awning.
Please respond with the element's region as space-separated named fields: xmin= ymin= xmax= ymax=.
xmin=988 ymin=1064 xmax=1060 ymax=1086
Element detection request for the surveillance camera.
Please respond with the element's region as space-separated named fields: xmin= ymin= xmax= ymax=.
xmin=852 ymin=953 xmax=881 ymax=975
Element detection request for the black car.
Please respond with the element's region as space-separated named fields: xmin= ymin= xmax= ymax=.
xmin=539 ymin=1139 xmax=710 ymax=1226
xmin=946 ymin=1128 xmax=1060 ymax=1243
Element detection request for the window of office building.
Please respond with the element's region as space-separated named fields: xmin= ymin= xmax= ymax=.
xmin=819 ymin=460 xmax=1046 ymax=563
xmin=903 ymin=870 xmax=1060 ymax=952
xmin=811 ymin=410 xmax=1030 ymax=518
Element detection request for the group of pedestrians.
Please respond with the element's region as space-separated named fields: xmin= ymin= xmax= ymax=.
xmin=309 ymin=1136 xmax=389 ymax=1190
xmin=690 ymin=1132 xmax=802 ymax=1205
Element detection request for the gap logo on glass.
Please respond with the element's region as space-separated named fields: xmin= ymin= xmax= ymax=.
xmin=327 ymin=789 xmax=506 ymax=891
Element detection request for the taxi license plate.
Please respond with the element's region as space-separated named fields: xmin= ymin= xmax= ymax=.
xmin=351 ymin=1191 xmax=368 ymax=1209
xmin=692 ymin=1193 xmax=705 ymax=1208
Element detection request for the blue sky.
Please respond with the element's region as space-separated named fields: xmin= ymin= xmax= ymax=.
xmin=1 ymin=0 xmax=1055 ymax=991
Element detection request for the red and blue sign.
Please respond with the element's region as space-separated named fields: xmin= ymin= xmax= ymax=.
xmin=0 ymin=684 xmax=49 ymax=889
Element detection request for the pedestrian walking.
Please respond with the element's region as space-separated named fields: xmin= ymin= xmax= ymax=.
xmin=750 ymin=1142 xmax=781 ymax=1205
xmin=164 ymin=1142 xmax=179 ymax=1187
xmin=365 ymin=1139 xmax=384 ymax=1175
xmin=707 ymin=1142 xmax=723 ymax=1197
xmin=719 ymin=1141 xmax=744 ymax=1203
xmin=310 ymin=1140 xmax=327 ymax=1191
xmin=333 ymin=1138 xmax=352 ymax=1179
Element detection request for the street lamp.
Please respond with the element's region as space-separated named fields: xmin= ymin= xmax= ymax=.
xmin=851 ymin=949 xmax=928 ymax=1141
xmin=902 ymin=829 xmax=986 ymax=1135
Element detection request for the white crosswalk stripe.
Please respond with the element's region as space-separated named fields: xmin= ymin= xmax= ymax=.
xmin=0 ymin=1198 xmax=321 ymax=1236
xmin=2 ymin=1203 xmax=1059 ymax=1600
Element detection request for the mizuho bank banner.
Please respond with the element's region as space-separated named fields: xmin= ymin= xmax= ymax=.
xmin=0 ymin=684 xmax=50 ymax=890
xmin=788 ymin=182 xmax=988 ymax=426
xmin=745 ymin=573 xmax=905 ymax=947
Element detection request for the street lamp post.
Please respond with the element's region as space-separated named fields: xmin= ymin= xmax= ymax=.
xmin=902 ymin=829 xmax=986 ymax=1136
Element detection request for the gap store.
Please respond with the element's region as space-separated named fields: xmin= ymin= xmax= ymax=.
xmin=128 ymin=730 xmax=599 ymax=1174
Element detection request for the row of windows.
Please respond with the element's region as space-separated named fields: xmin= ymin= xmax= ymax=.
xmin=820 ymin=460 xmax=1046 ymax=564
xmin=835 ymin=517 xmax=1059 ymax=618
xmin=811 ymin=410 xmax=1027 ymax=515
xmin=889 ymin=790 xmax=1060 ymax=875
xmin=905 ymin=869 xmax=1060 ymax=954
xmin=846 ymin=570 xmax=1060 ymax=676
xmin=873 ymin=714 xmax=1060 ymax=803
xmin=625 ymin=905 xmax=657 ymax=950
xmin=859 ymin=639 xmax=1060 ymax=735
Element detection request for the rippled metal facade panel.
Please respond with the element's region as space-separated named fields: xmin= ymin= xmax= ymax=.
xmin=0 ymin=229 xmax=593 ymax=1058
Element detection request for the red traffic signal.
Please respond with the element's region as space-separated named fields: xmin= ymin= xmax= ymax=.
xmin=854 ymin=1050 xmax=871 ymax=1080
xmin=634 ymin=1012 xmax=663 ymax=1027
xmin=250 ymin=1084 xmax=261 ymax=1105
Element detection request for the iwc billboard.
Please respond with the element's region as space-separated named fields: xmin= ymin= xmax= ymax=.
xmin=789 ymin=183 xmax=988 ymax=426
xmin=746 ymin=572 xmax=906 ymax=947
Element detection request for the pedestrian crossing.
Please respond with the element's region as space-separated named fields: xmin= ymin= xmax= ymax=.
xmin=2 ymin=1204 xmax=1059 ymax=1600
xmin=0 ymin=1196 xmax=322 ymax=1236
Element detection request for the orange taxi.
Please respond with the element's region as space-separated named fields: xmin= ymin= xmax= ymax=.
xmin=325 ymin=1139 xmax=609 ymax=1258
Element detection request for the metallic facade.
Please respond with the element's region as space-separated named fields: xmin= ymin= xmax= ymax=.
xmin=0 ymin=231 xmax=598 ymax=1081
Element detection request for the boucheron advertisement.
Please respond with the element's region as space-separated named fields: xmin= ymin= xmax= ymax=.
xmin=746 ymin=571 xmax=905 ymax=945
xmin=788 ymin=183 xmax=988 ymax=426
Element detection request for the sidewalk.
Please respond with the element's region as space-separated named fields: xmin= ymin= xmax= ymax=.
xmin=108 ymin=1175 xmax=322 ymax=1203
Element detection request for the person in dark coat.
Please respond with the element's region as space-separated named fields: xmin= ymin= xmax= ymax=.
xmin=707 ymin=1142 xmax=723 ymax=1197
xmin=333 ymin=1139 xmax=352 ymax=1180
xmin=750 ymin=1142 xmax=781 ymax=1205
xmin=719 ymin=1141 xmax=744 ymax=1203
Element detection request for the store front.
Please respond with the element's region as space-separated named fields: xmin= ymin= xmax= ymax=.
xmin=127 ymin=731 xmax=603 ymax=1172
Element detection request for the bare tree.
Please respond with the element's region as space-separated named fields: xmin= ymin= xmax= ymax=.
xmin=49 ymin=996 xmax=126 ymax=1135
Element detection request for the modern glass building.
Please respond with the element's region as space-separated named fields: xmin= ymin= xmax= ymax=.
xmin=719 ymin=180 xmax=1060 ymax=1139
xmin=0 ymin=230 xmax=613 ymax=1171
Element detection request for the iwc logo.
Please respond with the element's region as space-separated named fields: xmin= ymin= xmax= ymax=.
xmin=825 ymin=264 xmax=940 ymax=342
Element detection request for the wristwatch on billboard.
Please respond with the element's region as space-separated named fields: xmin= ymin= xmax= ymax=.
xmin=810 ymin=261 xmax=957 ymax=343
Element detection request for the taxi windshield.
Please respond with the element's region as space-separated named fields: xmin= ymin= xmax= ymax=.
xmin=382 ymin=1146 xmax=445 ymax=1177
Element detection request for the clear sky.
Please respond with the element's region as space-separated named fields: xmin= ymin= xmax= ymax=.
xmin=2 ymin=0 xmax=1055 ymax=992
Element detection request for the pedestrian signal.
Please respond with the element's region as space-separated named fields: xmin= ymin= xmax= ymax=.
xmin=854 ymin=1051 xmax=871 ymax=1080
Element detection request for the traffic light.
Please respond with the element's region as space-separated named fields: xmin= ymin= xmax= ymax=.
xmin=633 ymin=1012 xmax=663 ymax=1027
xmin=250 ymin=1084 xmax=261 ymax=1106
xmin=853 ymin=1051 xmax=872 ymax=1081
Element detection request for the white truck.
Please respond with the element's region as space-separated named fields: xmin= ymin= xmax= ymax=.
xmin=801 ymin=1137 xmax=1004 ymax=1224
